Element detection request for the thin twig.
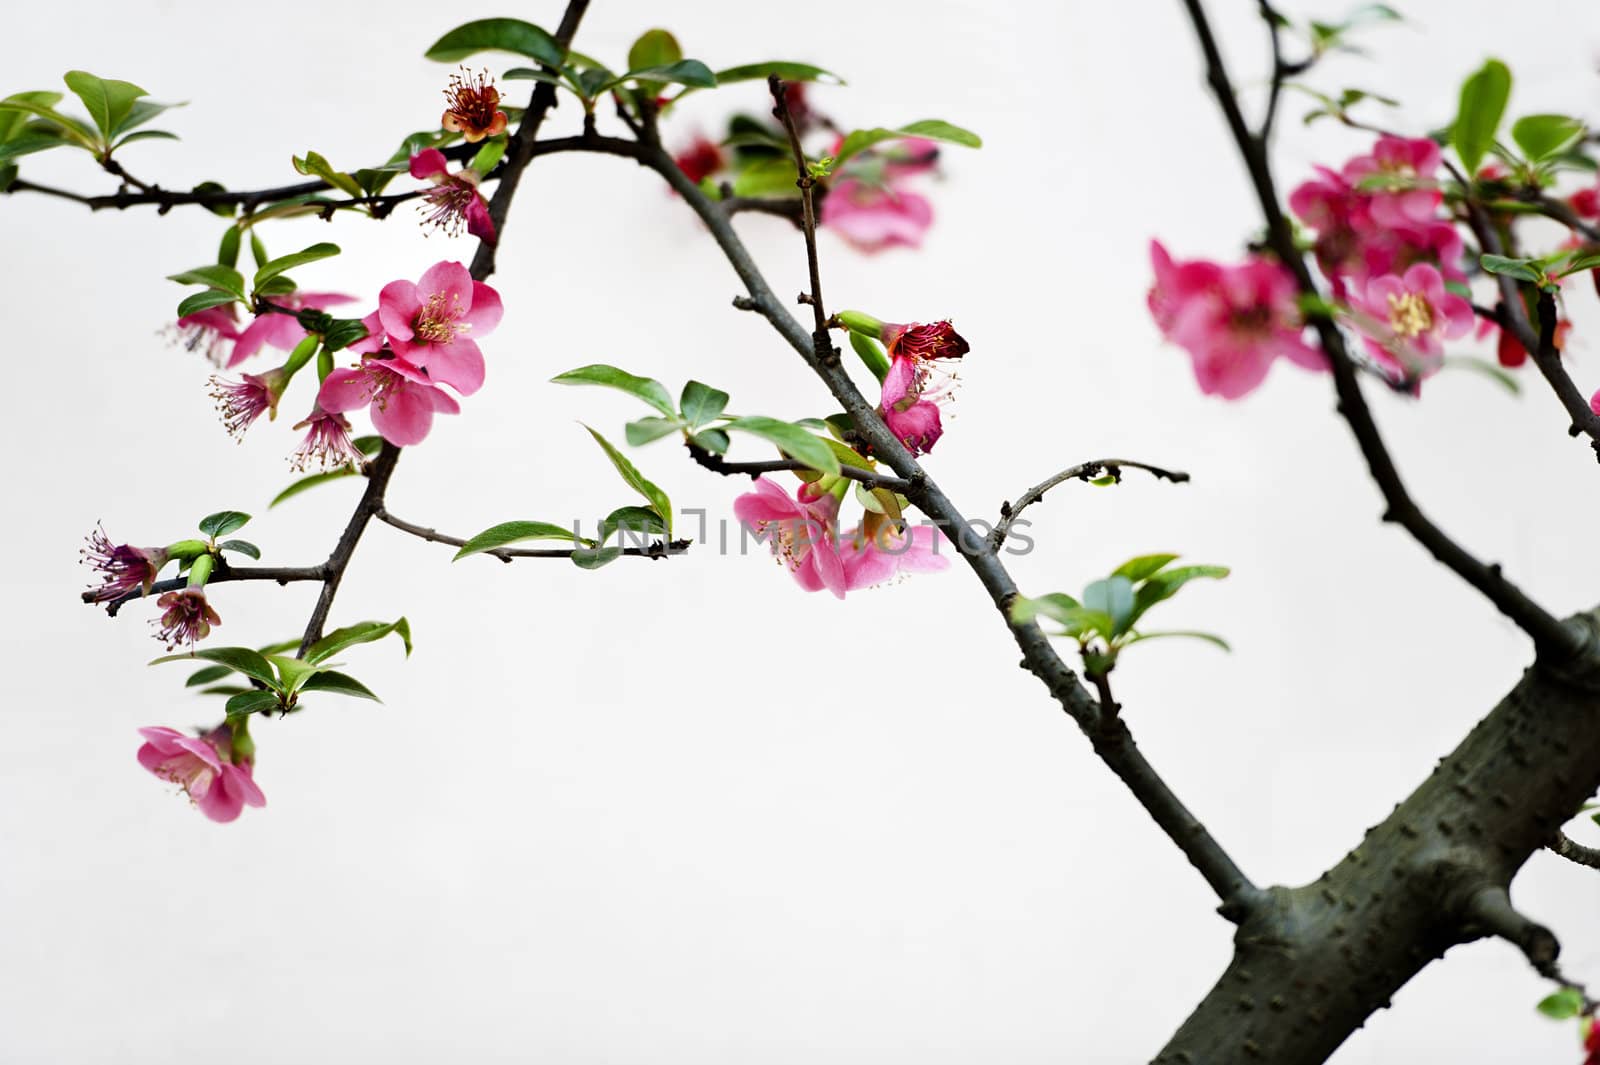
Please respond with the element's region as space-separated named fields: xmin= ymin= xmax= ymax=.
xmin=1181 ymin=0 xmax=1583 ymax=661
xmin=769 ymin=77 xmax=830 ymax=338
xmin=87 ymin=563 xmax=328 ymax=618
xmin=686 ymin=441 xmax=912 ymax=493
xmin=1552 ymin=829 xmax=1600 ymax=871
xmin=990 ymin=459 xmax=1191 ymax=551
xmin=375 ymin=508 xmax=687 ymax=561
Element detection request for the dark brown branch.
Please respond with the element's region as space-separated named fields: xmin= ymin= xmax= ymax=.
xmin=686 ymin=440 xmax=912 ymax=493
xmin=1179 ymin=0 xmax=1582 ymax=662
xmin=990 ymin=459 xmax=1191 ymax=550
xmin=1552 ymin=828 xmax=1600 ymax=870
xmin=295 ymin=442 xmax=402 ymax=655
xmin=375 ymin=508 xmax=687 ymax=560
xmin=769 ymin=76 xmax=830 ymax=337
xmin=87 ymin=562 xmax=327 ymax=618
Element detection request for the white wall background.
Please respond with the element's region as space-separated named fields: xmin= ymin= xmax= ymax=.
xmin=3 ymin=1 xmax=1599 ymax=1061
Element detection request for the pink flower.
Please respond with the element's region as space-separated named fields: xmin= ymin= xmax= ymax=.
xmin=880 ymin=137 xmax=941 ymax=179
xmin=317 ymin=356 xmax=461 ymax=447
xmin=152 ymin=587 xmax=220 ymax=650
xmin=839 ymin=522 xmax=950 ymax=589
xmin=884 ymin=319 xmax=969 ymax=362
xmin=733 ymin=477 xmax=848 ymax=599
xmin=1350 ymin=262 xmax=1474 ymax=379
xmin=880 ymin=355 xmax=947 ymax=455
xmin=441 ymin=68 xmax=507 ymax=143
xmin=672 ymin=135 xmax=724 ymax=186
xmin=137 ymin=726 xmax=265 ymax=823
xmin=208 ymin=368 xmax=287 ymax=439
xmin=1148 ymin=241 xmax=1325 ymax=399
xmin=373 ymin=261 xmax=501 ymax=395
xmin=81 ymin=525 xmax=167 ymax=603
xmin=290 ymin=406 xmax=364 ymax=471
xmin=822 ymin=177 xmax=934 ymax=253
xmin=1570 ymin=186 xmax=1600 ymax=219
xmin=1343 ymin=135 xmax=1443 ymax=228
xmin=223 ymin=292 xmax=356 ymax=369
xmin=410 ymin=149 xmax=496 ymax=245
xmin=172 ymin=306 xmax=242 ymax=365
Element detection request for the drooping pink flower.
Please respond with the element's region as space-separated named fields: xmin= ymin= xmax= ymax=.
xmin=880 ymin=354 xmax=947 ymax=455
xmin=441 ymin=68 xmax=508 ymax=143
xmin=220 ymin=292 xmax=356 ymax=369
xmin=136 ymin=725 xmax=265 ymax=823
xmin=733 ymin=477 xmax=847 ymax=599
xmin=290 ymin=406 xmax=364 ymax=471
xmin=884 ymin=320 xmax=969 ymax=362
xmin=152 ymin=587 xmax=220 ymax=650
xmin=81 ymin=525 xmax=168 ymax=604
xmin=1343 ymin=135 xmax=1443 ymax=228
xmin=410 ymin=149 xmax=496 ymax=245
xmin=373 ymin=261 xmax=501 ymax=395
xmin=208 ymin=368 xmax=288 ymax=439
xmin=839 ymin=522 xmax=950 ymax=589
xmin=1350 ymin=262 xmax=1475 ymax=379
xmin=172 ymin=306 xmax=242 ymax=365
xmin=821 ymin=177 xmax=934 ymax=253
xmin=673 ymin=135 xmax=724 ymax=186
xmin=1148 ymin=241 xmax=1326 ymax=399
xmin=317 ymin=356 xmax=461 ymax=447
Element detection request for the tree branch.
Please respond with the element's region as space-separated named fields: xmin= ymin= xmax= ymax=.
xmin=296 ymin=442 xmax=402 ymax=655
xmin=1552 ymin=828 xmax=1600 ymax=871
xmin=685 ymin=440 xmax=912 ymax=492
xmin=375 ymin=508 xmax=687 ymax=560
xmin=990 ymin=459 xmax=1190 ymax=551
xmin=86 ymin=563 xmax=328 ymax=617
xmin=1181 ymin=0 xmax=1583 ymax=662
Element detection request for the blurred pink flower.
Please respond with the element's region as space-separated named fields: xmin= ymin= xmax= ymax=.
xmin=136 ymin=725 xmax=265 ymax=823
xmin=733 ymin=477 xmax=847 ymax=598
xmin=821 ymin=177 xmax=934 ymax=253
xmin=1350 ymin=263 xmax=1474 ymax=380
xmin=840 ymin=523 xmax=949 ymax=589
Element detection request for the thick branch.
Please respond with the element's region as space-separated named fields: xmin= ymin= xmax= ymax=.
xmin=1460 ymin=883 xmax=1561 ymax=974
xmin=1178 ymin=0 xmax=1582 ymax=662
xmin=375 ymin=508 xmax=686 ymax=560
xmin=296 ymin=442 xmax=401 ymax=655
xmin=990 ymin=459 xmax=1190 ymax=551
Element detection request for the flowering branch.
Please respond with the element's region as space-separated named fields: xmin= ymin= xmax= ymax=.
xmin=989 ymin=458 xmax=1191 ymax=551
xmin=685 ymin=441 xmax=912 ymax=493
xmin=375 ymin=508 xmax=687 ymax=561
xmin=87 ymin=562 xmax=327 ymax=617
xmin=1180 ymin=0 xmax=1582 ymax=662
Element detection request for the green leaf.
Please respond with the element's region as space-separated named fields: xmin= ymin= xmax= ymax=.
xmin=0 ymin=129 xmax=69 ymax=163
xmin=1129 ymin=565 xmax=1230 ymax=627
xmin=1453 ymin=58 xmax=1512 ymax=175
xmin=600 ymin=505 xmax=667 ymax=544
xmin=270 ymin=466 xmax=361 ymax=507
xmin=1009 ymin=592 xmax=1082 ymax=625
xmin=0 ymin=91 xmax=62 ymax=142
xmin=550 ymin=364 xmax=676 ymax=417
xmin=264 ymin=655 xmax=322 ymax=695
xmin=501 ymin=67 xmax=568 ymax=87
xmin=1112 ymin=554 xmax=1180 ymax=583
xmin=149 ymin=646 xmax=279 ymax=690
xmin=304 ymin=617 xmax=413 ymax=665
xmin=218 ymin=538 xmax=260 ymax=560
xmin=834 ymin=119 xmax=982 ymax=167
xmin=690 ymin=428 xmax=730 ymax=454
xmin=298 ymin=670 xmax=381 ymax=702
xmin=618 ymin=59 xmax=716 ymax=90
xmin=585 ymin=426 xmax=674 ymax=536
xmin=628 ymin=29 xmax=683 ymax=73
xmin=110 ymin=129 xmax=178 ymax=150
xmin=253 ymin=242 xmax=339 ymax=290
xmin=0 ymin=94 xmax=97 ymax=149
xmin=184 ymin=664 xmax=233 ymax=688
xmin=1125 ymin=630 xmax=1232 ymax=652
xmin=625 ymin=416 xmax=684 ymax=446
xmin=1511 ymin=114 xmax=1585 ymax=163
xmin=1559 ymin=251 xmax=1600 ymax=276
xmin=730 ymin=155 xmax=803 ymax=198
xmin=1440 ymin=355 xmax=1521 ymax=394
xmin=723 ymin=416 xmax=840 ymax=476
xmin=571 ymin=545 xmax=624 ymax=570
xmin=470 ymin=136 xmax=507 ymax=176
xmin=425 ymin=18 xmax=564 ymax=66
xmin=714 ymin=61 xmax=843 ymax=86
xmin=199 ymin=510 xmax=250 ymax=538
xmin=1479 ymin=253 xmax=1541 ymax=283
xmin=1535 ymin=987 xmax=1585 ymax=1019
xmin=679 ymin=380 xmax=730 ymax=428
xmin=176 ymin=290 xmax=241 ymax=318
xmin=63 ymin=71 xmax=146 ymax=141
xmin=225 ymin=690 xmax=282 ymax=718
xmin=1083 ymin=576 xmax=1136 ymax=635
xmin=453 ymin=521 xmax=581 ymax=560
xmin=112 ymin=97 xmax=182 ymax=138
xmin=167 ymin=263 xmax=246 ymax=299
xmin=291 ymin=151 xmax=363 ymax=198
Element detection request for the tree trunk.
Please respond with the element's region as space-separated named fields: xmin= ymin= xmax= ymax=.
xmin=1154 ymin=611 xmax=1600 ymax=1063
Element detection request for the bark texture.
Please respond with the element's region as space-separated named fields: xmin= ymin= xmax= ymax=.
xmin=1153 ymin=611 xmax=1600 ymax=1063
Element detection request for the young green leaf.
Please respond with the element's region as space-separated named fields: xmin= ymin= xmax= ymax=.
xmin=679 ymin=380 xmax=730 ymax=428
xmin=625 ymin=417 xmax=684 ymax=446
xmin=571 ymin=545 xmax=624 ymax=570
xmin=265 ymin=655 xmax=323 ymax=695
xmin=1510 ymin=114 xmax=1585 ymax=163
xmin=1129 ymin=565 xmax=1230 ymax=627
xmin=585 ymin=426 xmax=674 ymax=535
xmin=714 ymin=61 xmax=843 ymax=86
xmin=1479 ymin=253 xmax=1541 ymax=283
xmin=1453 ymin=58 xmax=1511 ymax=175
xmin=628 ymin=28 xmax=683 ymax=73
xmin=199 ymin=510 xmax=251 ymax=538
xmin=270 ymin=466 xmax=362 ymax=507
xmin=551 ymin=364 xmax=676 ymax=416
xmin=150 ymin=646 xmax=279 ymax=690
xmin=834 ymin=120 xmax=982 ymax=167
xmin=62 ymin=71 xmax=147 ymax=141
xmin=690 ymin=428 xmax=730 ymax=454
xmin=1124 ymin=630 xmax=1232 ymax=653
xmin=1111 ymin=553 xmax=1180 ymax=583
xmin=600 ymin=505 xmax=667 ymax=544
xmin=184 ymin=664 xmax=234 ymax=688
xmin=1082 ymin=576 xmax=1136 ymax=635
xmin=616 ymin=60 xmax=717 ymax=90
xmin=453 ymin=521 xmax=583 ymax=560
xmin=225 ymin=690 xmax=282 ymax=718
xmin=1535 ymin=987 xmax=1585 ymax=1020
xmin=253 ymin=242 xmax=339 ymax=290
xmin=291 ymin=151 xmax=364 ymax=198
xmin=723 ymin=416 xmax=841 ymax=476
xmin=167 ymin=263 xmax=247 ymax=299
xmin=1009 ymin=592 xmax=1082 ymax=625
xmin=304 ymin=617 xmax=413 ymax=665
xmin=298 ymin=670 xmax=381 ymax=701
xmin=425 ymin=18 xmax=564 ymax=66
xmin=176 ymin=290 xmax=241 ymax=318
xmin=218 ymin=539 xmax=260 ymax=560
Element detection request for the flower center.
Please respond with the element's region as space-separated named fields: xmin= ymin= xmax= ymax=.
xmin=1386 ymin=291 xmax=1434 ymax=338
xmin=413 ymin=291 xmax=464 ymax=344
